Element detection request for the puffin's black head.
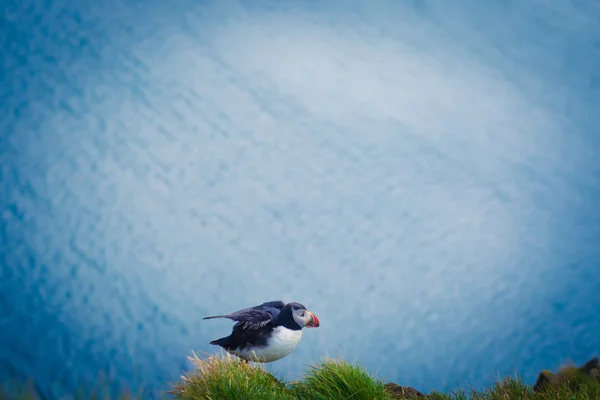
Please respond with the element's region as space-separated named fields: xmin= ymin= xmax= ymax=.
xmin=275 ymin=302 xmax=320 ymax=331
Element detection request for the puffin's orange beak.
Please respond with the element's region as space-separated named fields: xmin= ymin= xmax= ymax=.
xmin=306 ymin=311 xmax=320 ymax=328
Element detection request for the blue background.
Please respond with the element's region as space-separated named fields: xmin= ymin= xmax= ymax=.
xmin=1 ymin=0 xmax=599 ymax=398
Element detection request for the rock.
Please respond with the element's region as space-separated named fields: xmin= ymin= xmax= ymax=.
xmin=384 ymin=382 xmax=428 ymax=399
xmin=533 ymin=370 xmax=555 ymax=392
xmin=534 ymin=356 xmax=599 ymax=392
xmin=581 ymin=357 xmax=600 ymax=376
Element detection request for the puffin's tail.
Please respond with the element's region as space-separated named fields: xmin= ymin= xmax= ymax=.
xmin=209 ymin=336 xmax=232 ymax=348
xmin=203 ymin=315 xmax=233 ymax=321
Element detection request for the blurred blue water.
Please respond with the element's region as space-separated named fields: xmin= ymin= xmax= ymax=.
xmin=1 ymin=0 xmax=599 ymax=398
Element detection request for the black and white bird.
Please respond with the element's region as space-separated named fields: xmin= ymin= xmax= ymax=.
xmin=203 ymin=300 xmax=320 ymax=363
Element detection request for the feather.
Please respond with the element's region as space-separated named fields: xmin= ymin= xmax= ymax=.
xmin=203 ymin=300 xmax=285 ymax=330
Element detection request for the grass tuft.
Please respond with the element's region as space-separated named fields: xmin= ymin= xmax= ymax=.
xmin=170 ymin=352 xmax=293 ymax=400
xmin=290 ymin=357 xmax=394 ymax=400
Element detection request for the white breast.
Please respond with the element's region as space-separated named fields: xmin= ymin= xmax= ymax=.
xmin=230 ymin=327 xmax=303 ymax=363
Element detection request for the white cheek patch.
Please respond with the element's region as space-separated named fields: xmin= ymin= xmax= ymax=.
xmin=292 ymin=311 xmax=305 ymax=327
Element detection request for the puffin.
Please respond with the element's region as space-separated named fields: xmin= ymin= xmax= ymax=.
xmin=203 ymin=300 xmax=320 ymax=363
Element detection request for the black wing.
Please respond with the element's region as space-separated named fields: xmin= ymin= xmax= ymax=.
xmin=203 ymin=300 xmax=285 ymax=330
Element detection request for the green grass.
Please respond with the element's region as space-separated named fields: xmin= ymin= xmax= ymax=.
xmin=170 ymin=352 xmax=294 ymax=400
xmin=2 ymin=354 xmax=598 ymax=399
xmin=428 ymin=375 xmax=600 ymax=400
xmin=291 ymin=358 xmax=394 ymax=400
xmin=170 ymin=353 xmax=600 ymax=400
xmin=171 ymin=353 xmax=394 ymax=400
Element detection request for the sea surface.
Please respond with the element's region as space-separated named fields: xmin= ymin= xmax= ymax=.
xmin=1 ymin=0 xmax=599 ymax=398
